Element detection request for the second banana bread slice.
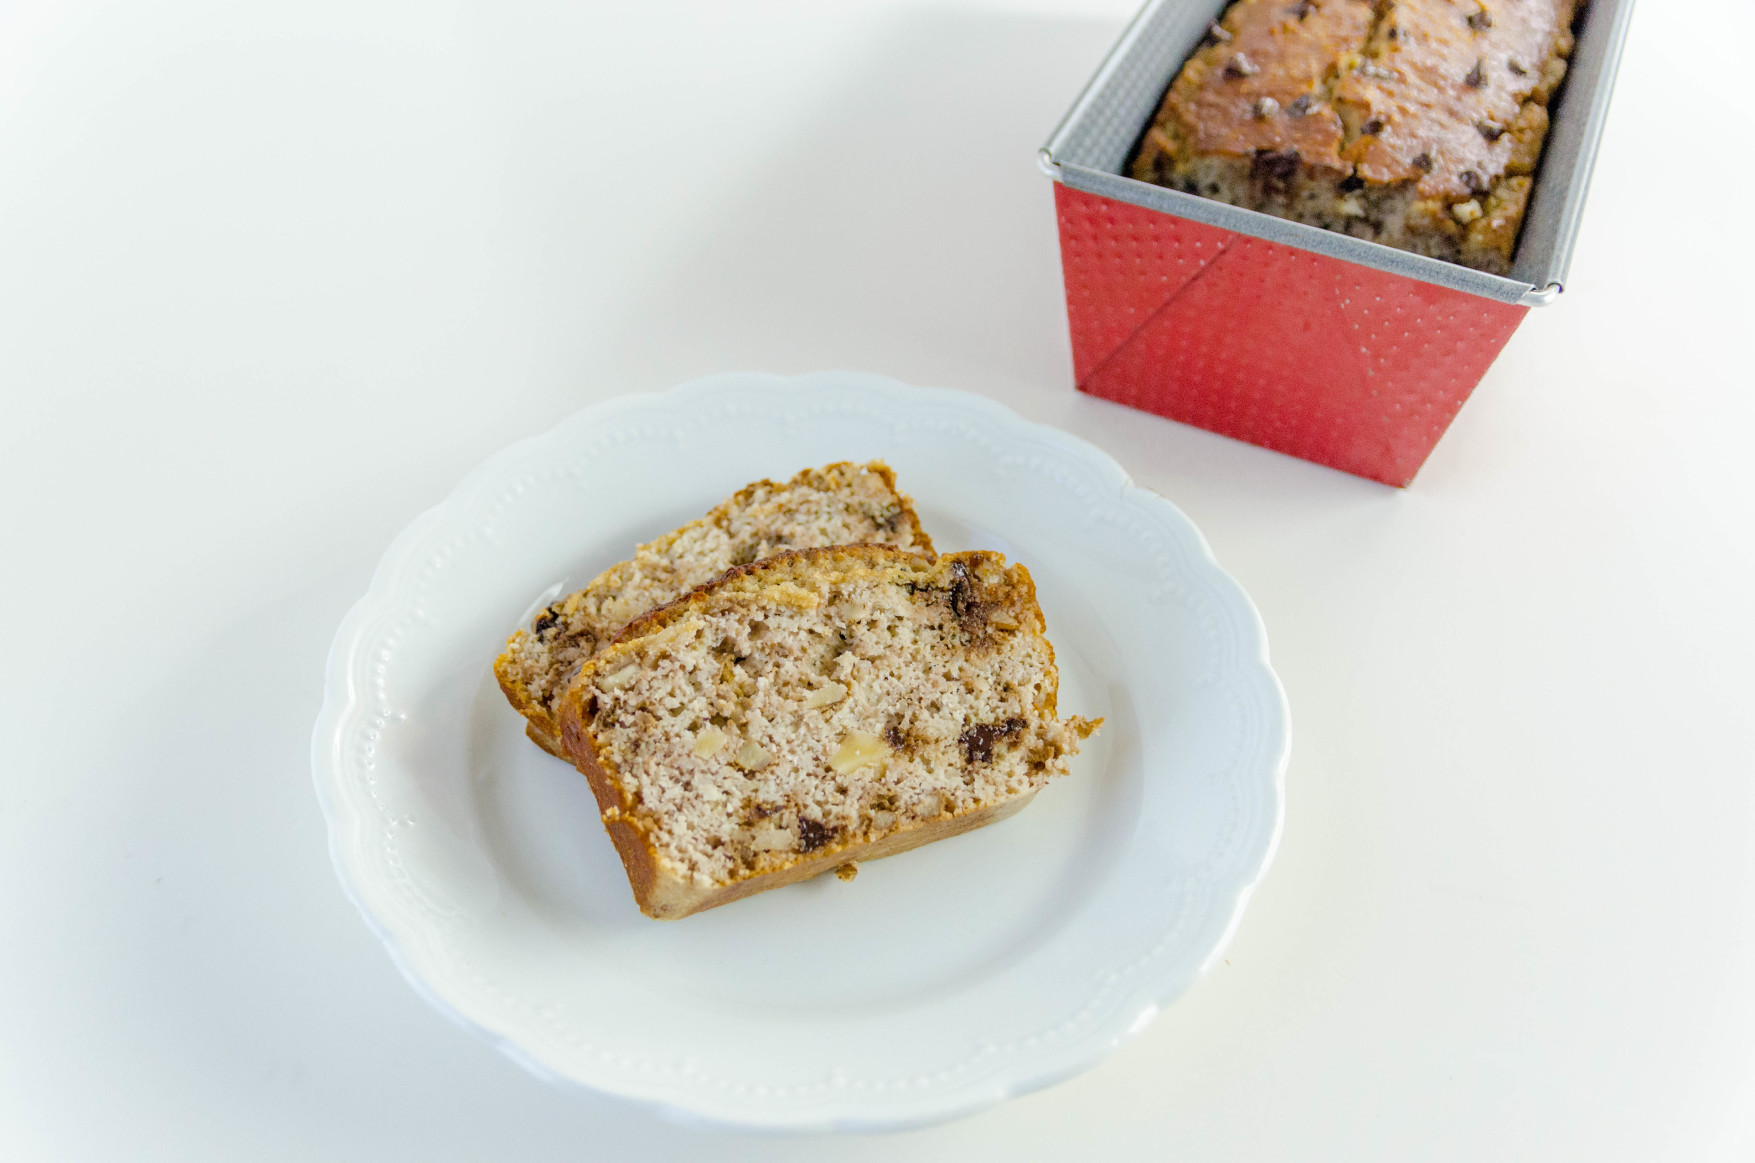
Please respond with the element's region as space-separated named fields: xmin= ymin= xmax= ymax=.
xmin=496 ymin=462 xmax=933 ymax=756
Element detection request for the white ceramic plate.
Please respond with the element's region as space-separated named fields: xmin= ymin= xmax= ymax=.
xmin=312 ymin=371 xmax=1288 ymax=1131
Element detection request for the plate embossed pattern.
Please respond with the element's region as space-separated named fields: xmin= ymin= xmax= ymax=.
xmin=313 ymin=372 xmax=1289 ymax=1130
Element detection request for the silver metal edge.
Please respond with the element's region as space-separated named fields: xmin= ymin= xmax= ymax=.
xmin=1523 ymin=0 xmax=1638 ymax=294
xmin=1519 ymin=282 xmax=1564 ymax=307
xmin=1059 ymin=162 xmax=1534 ymax=305
xmin=1040 ymin=0 xmax=1174 ymax=172
xmin=1041 ymin=0 xmax=1632 ymax=309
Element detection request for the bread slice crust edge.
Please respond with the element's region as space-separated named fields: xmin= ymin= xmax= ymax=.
xmin=495 ymin=462 xmax=934 ymax=756
xmin=557 ymin=546 xmax=1097 ymax=920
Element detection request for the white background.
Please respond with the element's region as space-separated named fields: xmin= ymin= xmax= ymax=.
xmin=2 ymin=0 xmax=1751 ymax=1158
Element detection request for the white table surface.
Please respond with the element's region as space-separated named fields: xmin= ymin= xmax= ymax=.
xmin=3 ymin=0 xmax=1751 ymax=1157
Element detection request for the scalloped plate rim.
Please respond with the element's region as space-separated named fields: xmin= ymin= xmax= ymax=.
xmin=310 ymin=370 xmax=1290 ymax=1132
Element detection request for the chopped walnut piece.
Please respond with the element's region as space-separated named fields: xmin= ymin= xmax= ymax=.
xmin=1464 ymin=59 xmax=1486 ymax=88
xmin=1451 ymin=200 xmax=1483 ymax=224
xmin=828 ymin=731 xmax=887 ymax=775
xmin=599 ymin=664 xmax=639 ymax=690
xmin=1539 ymin=55 xmax=1567 ymax=93
xmin=692 ymin=726 xmax=728 ymax=758
xmin=1466 ymin=7 xmax=1492 ymax=31
xmin=1225 ymin=52 xmax=1259 ymax=79
xmin=803 ymin=681 xmax=848 ymax=709
xmin=734 ymin=739 xmax=774 ymax=770
xmin=1252 ymin=97 xmax=1280 ymax=119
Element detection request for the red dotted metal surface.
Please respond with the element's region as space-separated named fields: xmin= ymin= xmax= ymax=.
xmin=1055 ymin=186 xmax=1238 ymax=386
xmin=1054 ymin=183 xmax=1528 ymax=487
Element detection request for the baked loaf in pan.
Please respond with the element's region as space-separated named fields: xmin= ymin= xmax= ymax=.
xmin=556 ymin=547 xmax=1100 ymax=919
xmin=495 ymin=462 xmax=932 ymax=757
xmin=1132 ymin=0 xmax=1582 ymax=274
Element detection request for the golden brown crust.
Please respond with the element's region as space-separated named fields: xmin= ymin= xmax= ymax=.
xmin=563 ymin=721 xmax=667 ymax=906
xmin=495 ymin=661 xmax=555 ymax=752
xmin=523 ymin=720 xmax=568 ymax=758
xmin=1155 ymin=0 xmax=1375 ymax=173
xmin=1334 ymin=0 xmax=1578 ymax=200
xmin=1134 ymin=0 xmax=1583 ymax=274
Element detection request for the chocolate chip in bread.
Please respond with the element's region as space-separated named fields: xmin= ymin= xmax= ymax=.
xmin=495 ymin=463 xmax=933 ymax=756
xmin=1133 ymin=0 xmax=1583 ymax=274
xmin=556 ymin=547 xmax=1100 ymax=920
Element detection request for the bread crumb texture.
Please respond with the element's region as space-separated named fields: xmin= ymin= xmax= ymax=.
xmin=495 ymin=462 xmax=932 ymax=753
xmin=564 ymin=548 xmax=1098 ymax=889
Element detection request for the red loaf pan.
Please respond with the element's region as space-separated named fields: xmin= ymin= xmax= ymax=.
xmin=1041 ymin=0 xmax=1635 ymax=486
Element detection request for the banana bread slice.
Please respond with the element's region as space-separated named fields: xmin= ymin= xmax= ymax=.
xmin=1133 ymin=0 xmax=1581 ymax=274
xmin=496 ymin=463 xmax=932 ymax=756
xmin=556 ymin=547 xmax=1100 ymax=920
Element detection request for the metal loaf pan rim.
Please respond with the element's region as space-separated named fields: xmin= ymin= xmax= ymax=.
xmin=1040 ymin=0 xmax=1636 ymax=308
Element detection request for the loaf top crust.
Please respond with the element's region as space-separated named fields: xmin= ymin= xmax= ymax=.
xmin=1335 ymin=0 xmax=1578 ymax=199
xmin=495 ymin=462 xmax=932 ymax=754
xmin=1165 ymin=0 xmax=1376 ymax=175
xmin=559 ymin=547 xmax=1098 ymax=891
xmin=1150 ymin=0 xmax=1578 ymax=201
